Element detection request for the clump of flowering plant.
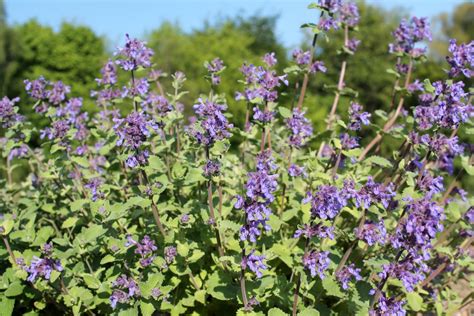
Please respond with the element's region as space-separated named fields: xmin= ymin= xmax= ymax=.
xmin=0 ymin=1 xmax=472 ymax=315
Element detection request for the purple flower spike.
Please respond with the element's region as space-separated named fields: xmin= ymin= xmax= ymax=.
xmin=304 ymin=185 xmax=347 ymax=220
xmin=303 ymin=250 xmax=330 ymax=279
xmin=115 ymin=34 xmax=154 ymax=71
xmin=286 ymin=108 xmax=313 ymax=148
xmin=446 ymin=39 xmax=473 ymax=78
xmin=110 ymin=275 xmax=141 ymax=309
xmin=336 ymin=263 xmax=362 ymax=290
xmin=242 ymin=250 xmax=267 ymax=278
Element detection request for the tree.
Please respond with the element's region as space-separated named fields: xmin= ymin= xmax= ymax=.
xmin=6 ymin=21 xmax=106 ymax=114
xmin=431 ymin=3 xmax=474 ymax=59
xmin=147 ymin=16 xmax=287 ymax=128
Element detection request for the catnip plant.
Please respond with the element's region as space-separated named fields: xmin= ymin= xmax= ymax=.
xmin=0 ymin=1 xmax=473 ymax=315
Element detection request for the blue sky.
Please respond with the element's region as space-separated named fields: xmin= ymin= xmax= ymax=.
xmin=5 ymin=0 xmax=468 ymax=49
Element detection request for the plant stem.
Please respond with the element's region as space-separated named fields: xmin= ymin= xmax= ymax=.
xmin=292 ymin=237 xmax=310 ymax=315
xmin=327 ymin=25 xmax=349 ymax=130
xmin=296 ymin=18 xmax=322 ymax=111
xmin=130 ymin=69 xmax=138 ymax=112
xmin=139 ymin=169 xmax=167 ymax=237
xmin=205 ymin=147 xmax=225 ymax=258
xmin=335 ymin=210 xmax=366 ymax=274
xmin=359 ymin=59 xmax=413 ymax=161
xmin=371 ymin=250 xmax=403 ymax=308
xmin=6 ymin=158 xmax=12 ymax=186
xmin=2 ymin=236 xmax=16 ymax=265
xmin=240 ymin=249 xmax=249 ymax=307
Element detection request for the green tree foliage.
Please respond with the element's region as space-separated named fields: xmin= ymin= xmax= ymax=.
xmin=6 ymin=20 xmax=106 ymax=114
xmin=147 ymin=16 xmax=287 ymax=128
xmin=431 ymin=3 xmax=474 ymax=59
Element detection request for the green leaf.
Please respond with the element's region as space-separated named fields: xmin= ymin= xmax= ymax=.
xmin=0 ymin=296 xmax=15 ymax=316
xmin=278 ymin=106 xmax=293 ymax=118
xmin=322 ymin=276 xmax=344 ymax=298
xmin=386 ymin=68 xmax=400 ymax=78
xmin=82 ymin=274 xmax=101 ymax=289
xmin=298 ymin=307 xmax=319 ymax=316
xmin=268 ymin=307 xmax=287 ymax=316
xmin=71 ymin=156 xmax=89 ymax=168
xmin=187 ymin=250 xmax=205 ymax=263
xmin=140 ymin=302 xmax=155 ymax=316
xmin=423 ymin=79 xmax=435 ymax=93
xmin=461 ymin=156 xmax=474 ymax=175
xmin=61 ymin=217 xmax=79 ymax=229
xmin=0 ymin=220 xmax=14 ymax=236
xmin=365 ymin=156 xmax=392 ymax=168
xmin=407 ymin=292 xmax=423 ymax=311
xmin=4 ymin=282 xmax=24 ymax=297
xmin=100 ymin=254 xmax=115 ymax=264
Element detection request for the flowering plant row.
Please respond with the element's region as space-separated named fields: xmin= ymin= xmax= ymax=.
xmin=0 ymin=1 xmax=473 ymax=315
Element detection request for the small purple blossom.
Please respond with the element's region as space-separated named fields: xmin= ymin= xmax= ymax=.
xmin=25 ymin=243 xmax=63 ymax=283
xmin=115 ymin=34 xmax=154 ymax=71
xmin=348 ymin=102 xmax=371 ymax=130
xmin=288 ymin=164 xmax=307 ymax=178
xmin=303 ymin=250 xmax=330 ymax=279
xmin=303 ymin=185 xmax=347 ymax=220
xmin=126 ymin=235 xmax=157 ymax=268
xmin=0 ymin=96 xmax=23 ymax=127
xmin=286 ymin=108 xmax=313 ymax=148
xmin=446 ymin=39 xmax=473 ymax=78
xmin=370 ymin=293 xmax=406 ymax=316
xmin=24 ymin=77 xmax=48 ymax=101
xmin=242 ymin=250 xmax=267 ymax=278
xmin=164 ymin=246 xmax=177 ymax=264
xmin=294 ymin=224 xmax=334 ymax=240
xmin=389 ymin=17 xmax=431 ymax=56
xmin=189 ymin=98 xmax=233 ymax=146
xmin=84 ymin=177 xmax=104 ymax=201
xmin=96 ymin=60 xmax=118 ymax=85
xmin=336 ymin=263 xmax=362 ymax=290
xmin=8 ymin=144 xmax=29 ymax=162
xmin=355 ymin=220 xmax=387 ymax=246
xmin=110 ymin=275 xmax=141 ymax=309
xmin=203 ymin=159 xmax=221 ymax=177
xmin=339 ymin=2 xmax=359 ymax=27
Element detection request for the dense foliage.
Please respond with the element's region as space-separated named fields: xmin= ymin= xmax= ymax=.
xmin=0 ymin=1 xmax=473 ymax=315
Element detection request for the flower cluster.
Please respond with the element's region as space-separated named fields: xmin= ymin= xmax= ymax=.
xmin=391 ymin=198 xmax=444 ymax=259
xmin=205 ymin=57 xmax=225 ymax=85
xmin=110 ymin=275 xmax=140 ymax=309
xmin=24 ymin=243 xmax=63 ymax=283
xmin=115 ymin=34 xmax=154 ymax=71
xmin=189 ymin=98 xmax=233 ymax=146
xmin=235 ymin=150 xmax=278 ymax=242
xmin=292 ymin=49 xmax=327 ymax=74
xmin=446 ymin=39 xmax=473 ymax=78
xmin=414 ymin=80 xmax=472 ymax=130
xmin=355 ymin=220 xmax=387 ymax=246
xmin=0 ymin=96 xmax=23 ymax=127
xmin=286 ymin=108 xmax=313 ymax=148
xmin=389 ymin=17 xmax=431 ymax=56
xmin=236 ymin=53 xmax=288 ymax=105
xmin=304 ymin=185 xmax=347 ymax=220
xmin=24 ymin=77 xmax=71 ymax=113
xmin=336 ymin=263 xmax=362 ymax=290
xmin=113 ymin=111 xmax=158 ymax=168
xmin=125 ymin=235 xmax=157 ymax=267
xmin=241 ymin=250 xmax=267 ymax=278
xmin=303 ymin=250 xmax=330 ymax=279
xmin=294 ymin=223 xmax=335 ymax=240
xmin=370 ymin=293 xmax=406 ymax=316
xmin=348 ymin=102 xmax=371 ymax=130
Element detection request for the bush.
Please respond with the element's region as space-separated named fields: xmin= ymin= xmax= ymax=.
xmin=0 ymin=1 xmax=472 ymax=315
